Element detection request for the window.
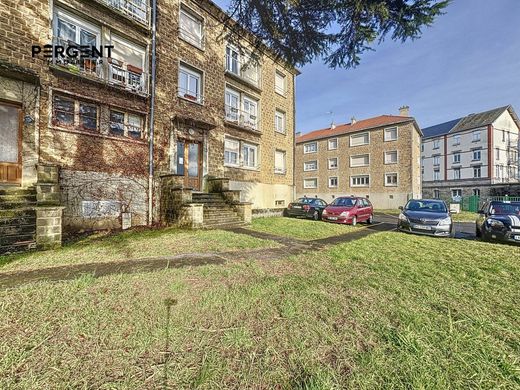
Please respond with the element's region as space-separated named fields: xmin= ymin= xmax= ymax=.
xmin=453 ymin=153 xmax=461 ymax=164
xmin=433 ymin=155 xmax=440 ymax=166
xmin=384 ymin=151 xmax=398 ymax=164
xmin=350 ymin=132 xmax=369 ymax=146
xmin=109 ymin=34 xmax=146 ymax=92
xmin=421 ymin=165 xmax=424 ymax=176
xmin=496 ymin=148 xmax=500 ymax=160
xmin=385 ymin=173 xmax=398 ymax=187
xmin=304 ymin=142 xmax=317 ymax=153
xmin=226 ymin=45 xmax=239 ymax=75
xmin=242 ymin=143 xmax=258 ymax=168
xmin=304 ymin=160 xmax=317 ymax=171
xmin=109 ymin=111 xmax=144 ymax=139
xmin=328 ymin=177 xmax=338 ymax=188
xmin=453 ymin=168 xmax=461 ymax=180
xmin=52 ymin=95 xmax=74 ymax=127
xmin=275 ymin=110 xmax=286 ymax=134
xmin=226 ymin=45 xmax=259 ymax=86
xmin=224 ymin=88 xmax=259 ymax=130
xmin=328 ymin=138 xmax=338 ymax=150
xmin=304 ymin=178 xmax=317 ymax=189
xmin=224 ymin=138 xmax=239 ymax=166
xmin=275 ymin=71 xmax=286 ymax=95
xmin=351 ymin=175 xmax=370 ymax=187
xmin=433 ymin=139 xmax=440 ymax=149
xmin=473 ymin=166 xmax=481 ymax=178
xmin=433 ymin=189 xmax=440 ymax=199
xmin=384 ymin=127 xmax=398 ymax=141
xmin=78 ymin=103 xmax=97 ymax=131
xmin=52 ymin=95 xmax=99 ymax=132
xmin=275 ymin=200 xmax=285 ymax=207
xmin=179 ymin=7 xmax=204 ymax=48
xmin=472 ymin=130 xmax=481 ymax=142
xmin=502 ymin=130 xmax=506 ymax=142
xmin=274 ymin=150 xmax=286 ymax=174
xmin=128 ymin=114 xmax=144 ymax=139
xmin=178 ymin=64 xmax=203 ymax=103
xmin=109 ymin=111 xmax=125 ymax=136
xmin=496 ymin=164 xmax=504 ymax=180
xmin=328 ymin=157 xmax=338 ymax=169
xmin=421 ymin=144 xmax=425 ymax=152
xmin=242 ymin=96 xmax=258 ymax=130
xmin=473 ymin=188 xmax=480 ymax=197
xmin=452 ymin=189 xmax=462 ymax=199
xmin=350 ymin=154 xmax=369 ymax=167
xmin=472 ymin=149 xmax=481 ymax=161
xmin=453 ymin=135 xmax=460 ymax=146
xmin=434 ymin=168 xmax=440 ymax=181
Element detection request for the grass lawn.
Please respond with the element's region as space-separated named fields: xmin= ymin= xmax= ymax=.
xmin=250 ymin=216 xmax=360 ymax=240
xmin=1 ymin=231 xmax=519 ymax=388
xmin=376 ymin=209 xmax=478 ymax=222
xmin=0 ymin=227 xmax=279 ymax=272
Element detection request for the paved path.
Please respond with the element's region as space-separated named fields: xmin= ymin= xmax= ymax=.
xmin=0 ymin=222 xmax=396 ymax=289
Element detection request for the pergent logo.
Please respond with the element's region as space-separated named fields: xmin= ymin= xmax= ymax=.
xmin=32 ymin=44 xmax=114 ymax=59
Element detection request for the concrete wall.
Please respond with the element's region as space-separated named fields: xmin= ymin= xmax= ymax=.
xmin=229 ymin=180 xmax=294 ymax=209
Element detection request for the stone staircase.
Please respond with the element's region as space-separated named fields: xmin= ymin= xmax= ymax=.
xmin=191 ymin=192 xmax=246 ymax=229
xmin=0 ymin=186 xmax=38 ymax=254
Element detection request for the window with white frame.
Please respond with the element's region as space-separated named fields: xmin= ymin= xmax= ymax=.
xmin=433 ymin=155 xmax=440 ymax=166
xmin=384 ymin=151 xmax=398 ymax=164
xmin=351 ymin=175 xmax=370 ymax=187
xmin=453 ymin=153 xmax=461 ymax=164
xmin=452 ymin=189 xmax=462 ymax=199
xmin=179 ymin=6 xmax=204 ymax=48
xmin=275 ymin=71 xmax=286 ymax=95
xmin=328 ymin=138 xmax=338 ymax=150
xmin=453 ymin=135 xmax=461 ymax=145
xmin=225 ymin=45 xmax=259 ymax=86
xmin=472 ymin=130 xmax=481 ymax=142
xmin=303 ymin=178 xmax=317 ymax=189
xmin=242 ymin=96 xmax=259 ymax=129
xmin=384 ymin=127 xmax=398 ymax=141
xmin=328 ymin=177 xmax=338 ymax=188
xmin=52 ymin=95 xmax=99 ymax=133
xmin=472 ymin=149 xmax=481 ymax=161
xmin=224 ymin=87 xmax=258 ymax=130
xmin=304 ymin=160 xmax=317 ymax=171
xmin=385 ymin=173 xmax=398 ymax=186
xmin=304 ymin=142 xmax=317 ymax=153
xmin=434 ymin=189 xmax=440 ymax=198
xmin=473 ymin=166 xmax=481 ymax=178
xmin=328 ymin=157 xmax=338 ymax=169
xmin=453 ymin=167 xmax=461 ymax=180
xmin=434 ymin=168 xmax=440 ymax=181
xmin=242 ymin=142 xmax=258 ymax=168
xmin=350 ymin=132 xmax=369 ymax=146
xmin=473 ymin=188 xmax=480 ymax=197
xmin=224 ymin=137 xmax=259 ymax=169
xmin=109 ymin=110 xmax=145 ymax=139
xmin=224 ymin=137 xmax=240 ymax=166
xmin=178 ymin=63 xmax=203 ymax=103
xmin=226 ymin=45 xmax=239 ymax=75
xmin=350 ymin=154 xmax=369 ymax=167
xmin=275 ymin=110 xmax=286 ymax=134
xmin=274 ymin=150 xmax=286 ymax=174
xmin=495 ymin=148 xmax=500 ymax=160
xmin=109 ymin=34 xmax=146 ymax=92
xmin=433 ymin=139 xmax=440 ymax=149
xmin=421 ymin=143 xmax=425 ymax=152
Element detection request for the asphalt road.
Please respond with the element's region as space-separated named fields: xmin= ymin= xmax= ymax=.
xmin=374 ymin=213 xmax=476 ymax=240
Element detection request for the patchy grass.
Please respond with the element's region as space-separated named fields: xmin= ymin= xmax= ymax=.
xmin=0 ymin=227 xmax=279 ymax=272
xmin=1 ymin=232 xmax=519 ymax=388
xmin=250 ymin=216 xmax=360 ymax=240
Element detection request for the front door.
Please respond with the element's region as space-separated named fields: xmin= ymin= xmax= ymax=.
xmin=0 ymin=101 xmax=22 ymax=184
xmin=176 ymin=140 xmax=201 ymax=190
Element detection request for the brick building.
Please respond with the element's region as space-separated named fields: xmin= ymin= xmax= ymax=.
xmin=0 ymin=0 xmax=297 ymax=251
xmin=295 ymin=108 xmax=422 ymax=209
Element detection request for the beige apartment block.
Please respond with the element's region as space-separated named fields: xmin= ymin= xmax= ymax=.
xmin=296 ymin=109 xmax=422 ymax=209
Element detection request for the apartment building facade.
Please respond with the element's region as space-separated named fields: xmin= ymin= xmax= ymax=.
xmin=0 ymin=0 xmax=297 ymax=240
xmin=421 ymin=106 xmax=520 ymax=199
xmin=296 ymin=109 xmax=422 ymax=209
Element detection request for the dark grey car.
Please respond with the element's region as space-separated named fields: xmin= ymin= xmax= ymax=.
xmin=397 ymin=199 xmax=455 ymax=237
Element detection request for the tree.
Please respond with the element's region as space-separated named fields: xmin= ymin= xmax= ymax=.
xmin=226 ymin=0 xmax=450 ymax=68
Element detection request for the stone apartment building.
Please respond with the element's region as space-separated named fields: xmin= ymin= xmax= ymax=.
xmin=421 ymin=105 xmax=520 ymax=200
xmin=0 ymin=0 xmax=297 ymax=252
xmin=295 ymin=108 xmax=422 ymax=209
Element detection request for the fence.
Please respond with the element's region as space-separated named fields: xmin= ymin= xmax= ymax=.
xmin=447 ymin=195 xmax=520 ymax=212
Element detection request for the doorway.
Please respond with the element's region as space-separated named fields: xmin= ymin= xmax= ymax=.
xmin=176 ymin=140 xmax=201 ymax=190
xmin=0 ymin=101 xmax=22 ymax=184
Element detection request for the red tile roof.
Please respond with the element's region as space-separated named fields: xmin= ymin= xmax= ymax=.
xmin=296 ymin=115 xmax=415 ymax=143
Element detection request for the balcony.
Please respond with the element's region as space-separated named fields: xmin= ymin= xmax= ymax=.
xmin=108 ymin=59 xmax=148 ymax=94
xmin=225 ymin=54 xmax=261 ymax=88
xmin=225 ymin=105 xmax=259 ymax=132
xmin=101 ymin=0 xmax=149 ymax=26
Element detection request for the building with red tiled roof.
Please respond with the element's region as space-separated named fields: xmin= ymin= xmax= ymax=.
xmin=295 ymin=107 xmax=423 ymax=209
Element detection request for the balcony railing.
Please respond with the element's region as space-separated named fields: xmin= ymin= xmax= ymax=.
xmin=108 ymin=59 xmax=148 ymax=94
xmin=51 ymin=37 xmax=105 ymax=79
xmin=103 ymin=0 xmax=149 ymax=26
xmin=178 ymin=87 xmax=204 ymax=104
xmin=225 ymin=105 xmax=259 ymax=131
xmin=225 ymin=54 xmax=260 ymax=87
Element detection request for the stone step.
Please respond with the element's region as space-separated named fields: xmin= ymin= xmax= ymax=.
xmin=0 ymin=208 xmax=36 ymax=221
xmin=0 ymin=200 xmax=38 ymax=210
xmin=203 ymin=217 xmax=243 ymax=224
xmin=0 ymin=193 xmax=37 ymax=203
xmin=203 ymin=221 xmax=247 ymax=229
xmin=0 ymin=187 xmax=36 ymax=196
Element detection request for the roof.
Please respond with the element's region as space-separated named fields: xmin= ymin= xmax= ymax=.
xmin=296 ymin=115 xmax=416 ymax=143
xmin=422 ymin=105 xmax=520 ymax=139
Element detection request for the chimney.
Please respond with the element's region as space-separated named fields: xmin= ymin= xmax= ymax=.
xmin=351 ymin=116 xmax=357 ymax=124
xmin=295 ymin=131 xmax=301 ymax=137
xmin=330 ymin=122 xmax=336 ymax=129
xmin=399 ymin=105 xmax=410 ymax=117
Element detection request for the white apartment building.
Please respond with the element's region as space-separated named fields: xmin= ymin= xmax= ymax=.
xmin=421 ymin=106 xmax=520 ymax=199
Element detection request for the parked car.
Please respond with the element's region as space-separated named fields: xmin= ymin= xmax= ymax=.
xmin=476 ymin=201 xmax=520 ymax=244
xmin=397 ymin=199 xmax=454 ymax=237
xmin=321 ymin=196 xmax=373 ymax=226
xmin=284 ymin=197 xmax=328 ymax=220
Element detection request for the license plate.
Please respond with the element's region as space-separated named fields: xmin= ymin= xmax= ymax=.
xmin=413 ymin=224 xmax=432 ymax=230
xmin=328 ymin=217 xmax=338 ymax=221
xmin=292 ymin=205 xmax=301 ymax=209
xmin=514 ymin=235 xmax=520 ymax=241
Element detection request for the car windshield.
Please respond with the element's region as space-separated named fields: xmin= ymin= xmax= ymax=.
xmin=405 ymin=200 xmax=447 ymax=213
xmin=489 ymin=202 xmax=520 ymax=215
xmin=295 ymin=198 xmax=316 ymax=204
xmin=330 ymin=198 xmax=356 ymax=207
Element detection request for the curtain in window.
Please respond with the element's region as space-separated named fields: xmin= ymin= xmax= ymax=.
xmin=0 ymin=104 xmax=19 ymax=163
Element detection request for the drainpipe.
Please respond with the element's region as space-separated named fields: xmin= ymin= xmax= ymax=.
xmin=148 ymin=0 xmax=157 ymax=225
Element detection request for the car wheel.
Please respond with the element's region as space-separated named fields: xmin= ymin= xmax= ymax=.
xmin=367 ymin=214 xmax=374 ymax=224
xmin=283 ymin=209 xmax=289 ymax=217
xmin=312 ymin=210 xmax=319 ymax=221
xmin=351 ymin=215 xmax=357 ymax=226
xmin=475 ymin=225 xmax=481 ymax=238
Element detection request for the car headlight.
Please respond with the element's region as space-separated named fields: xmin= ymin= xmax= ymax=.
xmin=340 ymin=211 xmax=349 ymax=217
xmin=438 ymin=217 xmax=452 ymax=226
xmin=487 ymin=218 xmax=504 ymax=228
xmin=322 ymin=209 xmax=328 ymax=215
xmin=398 ymin=213 xmax=408 ymax=222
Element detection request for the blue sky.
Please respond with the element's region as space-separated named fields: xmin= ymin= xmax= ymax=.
xmin=214 ymin=0 xmax=520 ymax=134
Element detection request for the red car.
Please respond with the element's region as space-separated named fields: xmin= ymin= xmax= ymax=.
xmin=322 ymin=196 xmax=374 ymax=225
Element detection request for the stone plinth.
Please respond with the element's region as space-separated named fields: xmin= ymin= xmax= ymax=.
xmin=178 ymin=203 xmax=203 ymax=229
xmin=36 ymin=206 xmax=65 ymax=250
xmin=233 ymin=202 xmax=252 ymax=224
